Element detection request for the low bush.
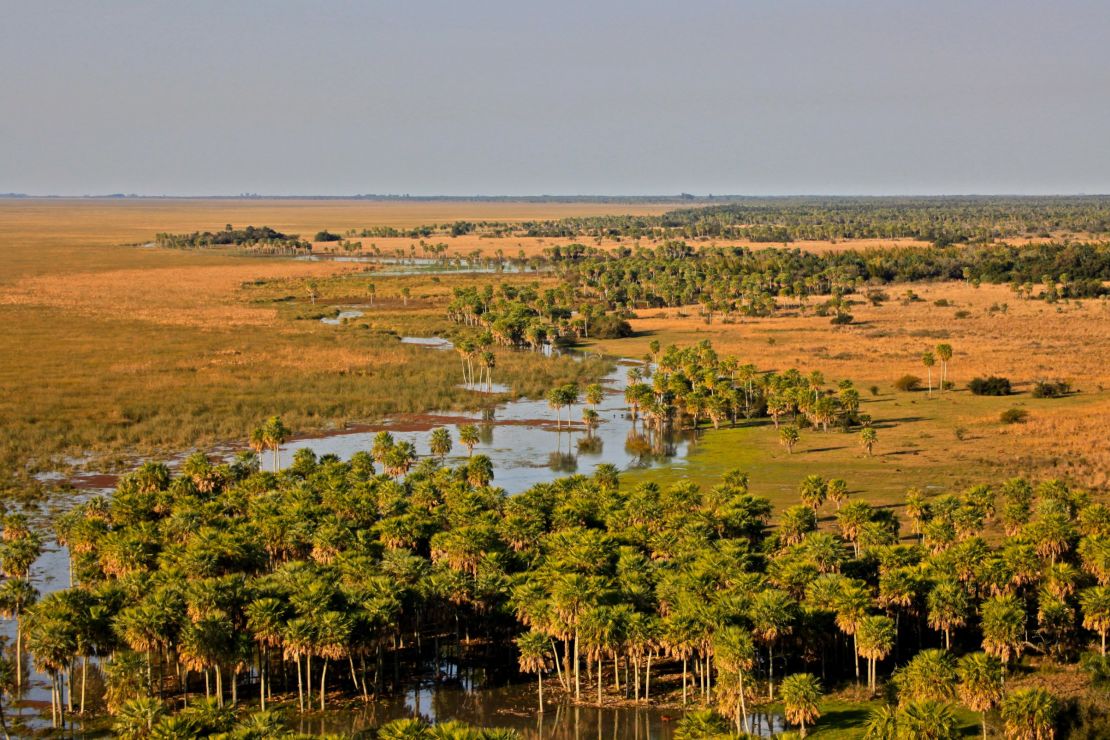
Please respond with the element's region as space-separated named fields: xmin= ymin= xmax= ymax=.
xmin=969 ymin=376 xmax=1012 ymax=396
xmin=1000 ymin=408 xmax=1029 ymax=424
xmin=830 ymin=312 xmax=854 ymax=325
xmin=1032 ymin=380 xmax=1072 ymax=398
xmin=894 ymin=374 xmax=922 ymax=392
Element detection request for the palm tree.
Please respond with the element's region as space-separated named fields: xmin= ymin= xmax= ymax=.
xmin=429 ymin=428 xmax=453 ymax=462
xmin=585 ymin=383 xmax=604 ymax=407
xmin=856 ymin=615 xmax=895 ymax=694
xmin=546 ymin=387 xmax=566 ymax=430
xmin=713 ymin=625 xmax=756 ymax=734
xmin=1079 ymin=585 xmax=1110 ymax=655
xmin=922 ymin=351 xmax=936 ymax=396
xmin=981 ymin=594 xmax=1026 ymax=668
xmin=780 ymin=425 xmax=800 ymax=454
xmin=1000 ymin=688 xmax=1057 ymax=740
xmin=957 ymin=652 xmax=1004 ymax=740
xmin=458 ymin=424 xmax=480 ymax=456
xmin=371 ymin=430 xmax=395 ymax=465
xmin=263 ymin=416 xmax=291 ymax=470
xmin=863 ymin=704 xmax=899 ymax=739
xmin=515 ymin=630 xmax=550 ymax=713
xmin=24 ymin=599 xmax=77 ymax=728
xmin=860 ymin=426 xmax=877 ymax=457
xmin=927 ymin=580 xmax=969 ymax=650
xmin=780 ymin=673 xmax=822 ymax=738
xmin=750 ymin=588 xmax=796 ymax=700
xmin=897 ymin=700 xmax=959 ymax=740
xmin=936 ymin=344 xmax=953 ymax=392
xmin=114 ymin=696 xmax=166 ymax=739
xmin=895 ymin=649 xmax=956 ymax=705
xmin=0 ymin=578 xmax=36 ymax=692
xmin=466 ymin=455 xmax=494 ymax=487
xmin=673 ymin=709 xmax=731 ymax=740
xmin=827 ymin=478 xmax=849 ymax=509
xmin=799 ymin=475 xmax=828 ymax=512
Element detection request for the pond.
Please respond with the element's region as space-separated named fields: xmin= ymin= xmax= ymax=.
xmin=266 ymin=339 xmax=695 ymax=494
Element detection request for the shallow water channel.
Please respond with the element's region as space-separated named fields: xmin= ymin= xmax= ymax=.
xmin=9 ymin=339 xmax=712 ymax=735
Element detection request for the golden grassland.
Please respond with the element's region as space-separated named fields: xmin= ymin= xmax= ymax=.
xmin=1 ymin=199 xmax=1107 ymax=507
xmin=587 ymin=281 xmax=1110 ymax=502
xmin=0 ymin=201 xmax=612 ymax=491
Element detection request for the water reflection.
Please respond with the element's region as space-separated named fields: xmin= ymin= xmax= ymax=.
xmin=268 ymin=346 xmax=696 ymax=494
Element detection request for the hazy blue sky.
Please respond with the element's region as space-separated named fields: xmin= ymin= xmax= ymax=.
xmin=2 ymin=1 xmax=1108 ymax=195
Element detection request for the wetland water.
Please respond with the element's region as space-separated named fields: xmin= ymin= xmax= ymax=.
xmin=12 ymin=339 xmax=705 ymax=736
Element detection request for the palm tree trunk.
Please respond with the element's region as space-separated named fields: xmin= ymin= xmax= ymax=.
xmin=645 ymin=652 xmax=652 ymax=701
xmin=597 ymin=657 xmax=602 ymax=706
xmin=682 ymin=658 xmax=687 ymax=705
xmin=80 ymin=657 xmax=87 ymax=715
xmin=538 ymin=671 xmax=544 ymax=713
xmin=739 ymin=669 xmax=750 ymax=735
xmin=768 ymin=644 xmax=774 ymax=701
xmin=320 ymin=658 xmax=328 ymax=711
xmin=574 ymin=629 xmax=580 ymax=701
xmin=552 ymin=639 xmax=567 ymax=691
xmin=215 ymin=664 xmax=223 ymax=707
xmin=296 ymin=656 xmax=304 ymax=712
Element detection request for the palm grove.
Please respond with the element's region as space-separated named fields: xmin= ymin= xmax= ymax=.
xmin=0 ymin=429 xmax=1104 ymax=737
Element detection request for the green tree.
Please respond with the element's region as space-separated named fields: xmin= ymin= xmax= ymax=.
xmin=856 ymin=615 xmax=896 ymax=693
xmin=860 ymin=426 xmax=878 ymax=457
xmin=1000 ymin=688 xmax=1057 ymax=740
xmin=515 ymin=630 xmax=550 ymax=713
xmin=429 ymin=427 xmax=453 ymax=462
xmin=936 ymin=344 xmax=953 ymax=391
xmin=1080 ymin=585 xmax=1110 ymax=656
xmin=956 ymin=652 xmax=1004 ymax=740
xmin=780 ymin=673 xmax=822 ymax=738
xmin=458 ymin=424 xmax=480 ymax=456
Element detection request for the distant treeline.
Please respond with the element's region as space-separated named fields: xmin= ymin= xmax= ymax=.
xmin=310 ymin=196 xmax=1110 ymax=247
xmin=551 ymin=240 xmax=1110 ymax=314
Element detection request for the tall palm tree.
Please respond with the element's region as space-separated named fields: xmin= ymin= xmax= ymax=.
xmin=263 ymin=416 xmax=291 ymax=470
xmin=856 ymin=615 xmax=895 ymax=694
xmin=935 ymin=344 xmax=953 ymax=392
xmin=980 ymin=594 xmax=1026 ymax=668
xmin=780 ymin=673 xmax=822 ymax=739
xmin=0 ymin=578 xmax=37 ymax=693
xmin=713 ymin=625 xmax=755 ymax=734
xmin=1079 ymin=585 xmax=1110 ymax=656
xmin=922 ymin=351 xmax=936 ymax=396
xmin=827 ymin=478 xmax=849 ymax=510
xmin=515 ymin=630 xmax=550 ymax=713
xmin=1000 ymin=688 xmax=1057 ymax=740
xmin=927 ymin=580 xmax=969 ymax=650
xmin=750 ymin=588 xmax=796 ymax=700
xmin=956 ymin=652 xmax=1004 ymax=740
xmin=779 ymin=425 xmax=800 ymax=454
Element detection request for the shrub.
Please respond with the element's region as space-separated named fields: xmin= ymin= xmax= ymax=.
xmin=894 ymin=375 xmax=923 ymax=392
xmin=934 ymin=298 xmax=951 ymax=307
xmin=1000 ymin=408 xmax=1029 ymax=424
xmin=1032 ymin=380 xmax=1072 ymax=398
xmin=830 ymin=312 xmax=854 ymax=325
xmin=969 ymin=376 xmax=1012 ymax=396
xmin=313 ymin=230 xmax=342 ymax=242
xmin=954 ymin=426 xmax=967 ymax=441
xmin=869 ymin=385 xmax=880 ymax=396
xmin=954 ymin=310 xmax=972 ymax=319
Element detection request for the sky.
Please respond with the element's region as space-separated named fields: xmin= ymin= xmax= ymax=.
xmin=2 ymin=1 xmax=1109 ymax=196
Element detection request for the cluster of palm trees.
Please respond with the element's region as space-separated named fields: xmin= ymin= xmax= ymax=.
xmin=447 ymin=283 xmax=614 ymax=351
xmin=619 ymin=341 xmax=867 ymax=443
xmin=4 ymin=432 xmax=1107 ymax=736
